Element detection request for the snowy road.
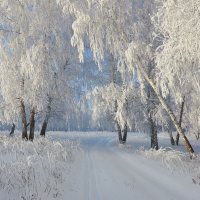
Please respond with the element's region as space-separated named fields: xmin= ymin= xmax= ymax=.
xmin=61 ymin=132 xmax=200 ymax=200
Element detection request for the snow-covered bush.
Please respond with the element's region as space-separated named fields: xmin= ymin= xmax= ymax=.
xmin=0 ymin=134 xmax=76 ymax=200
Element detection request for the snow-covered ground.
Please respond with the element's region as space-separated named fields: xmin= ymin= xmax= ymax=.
xmin=0 ymin=131 xmax=200 ymax=200
xmin=0 ymin=133 xmax=77 ymax=200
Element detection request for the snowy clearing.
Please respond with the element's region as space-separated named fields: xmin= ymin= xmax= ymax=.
xmin=0 ymin=131 xmax=200 ymax=200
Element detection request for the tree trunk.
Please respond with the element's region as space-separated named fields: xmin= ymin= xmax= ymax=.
xmin=167 ymin=116 xmax=175 ymax=145
xmin=122 ymin=97 xmax=128 ymax=144
xmin=40 ymin=110 xmax=49 ymax=137
xmin=146 ymin=76 xmax=158 ymax=150
xmin=149 ymin=117 xmax=158 ymax=150
xmin=10 ymin=123 xmax=15 ymax=136
xmin=169 ymin=131 xmax=175 ymax=145
xmin=114 ymin=99 xmax=123 ymax=144
xmin=137 ymin=61 xmax=194 ymax=153
xmin=151 ymin=129 xmax=158 ymax=150
xmin=122 ymin=122 xmax=128 ymax=143
xmin=176 ymin=96 xmax=185 ymax=145
xmin=40 ymin=98 xmax=52 ymax=137
xmin=20 ymin=99 xmax=28 ymax=140
xmin=40 ymin=119 xmax=48 ymax=137
xmin=116 ymin=121 xmax=123 ymax=143
xmin=29 ymin=107 xmax=35 ymax=141
xmin=153 ymin=129 xmax=158 ymax=150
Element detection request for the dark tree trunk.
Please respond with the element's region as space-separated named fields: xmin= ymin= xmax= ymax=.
xmin=20 ymin=99 xmax=28 ymax=140
xmin=167 ymin=117 xmax=175 ymax=145
xmin=10 ymin=123 xmax=15 ymax=136
xmin=176 ymin=97 xmax=185 ymax=145
xmin=114 ymin=99 xmax=123 ymax=144
xmin=40 ymin=119 xmax=48 ymax=137
xmin=153 ymin=129 xmax=158 ymax=150
xmin=149 ymin=118 xmax=158 ymax=150
xmin=40 ymin=98 xmax=52 ymax=137
xmin=146 ymin=76 xmax=158 ymax=150
xmin=116 ymin=121 xmax=123 ymax=144
xmin=169 ymin=132 xmax=175 ymax=145
xmin=122 ymin=97 xmax=128 ymax=144
xmin=136 ymin=61 xmax=194 ymax=153
xmin=29 ymin=108 xmax=35 ymax=141
xmin=167 ymin=96 xmax=175 ymax=145
xmin=122 ymin=122 xmax=128 ymax=143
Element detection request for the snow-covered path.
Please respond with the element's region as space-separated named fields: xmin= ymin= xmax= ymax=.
xmin=61 ymin=132 xmax=200 ymax=200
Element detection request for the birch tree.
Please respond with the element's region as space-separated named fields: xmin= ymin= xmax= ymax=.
xmin=153 ymin=0 xmax=200 ymax=142
xmin=0 ymin=0 xmax=31 ymax=139
xmin=0 ymin=0 xmax=78 ymax=138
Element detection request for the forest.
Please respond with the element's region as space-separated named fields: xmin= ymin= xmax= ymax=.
xmin=0 ymin=1 xmax=200 ymax=199
xmin=1 ymin=0 xmax=199 ymax=152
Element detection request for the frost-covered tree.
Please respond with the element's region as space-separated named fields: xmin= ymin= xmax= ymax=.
xmin=59 ymin=0 xmax=138 ymax=144
xmin=59 ymin=0 xmax=158 ymax=145
xmin=0 ymin=1 xmax=43 ymax=139
xmin=59 ymin=0 xmax=194 ymax=152
xmin=90 ymin=57 xmax=125 ymax=143
xmin=21 ymin=0 xmax=77 ymax=137
xmin=153 ymin=0 xmax=200 ymax=142
xmin=0 ymin=0 xmax=78 ymax=139
xmin=125 ymin=0 xmax=160 ymax=149
xmin=89 ymin=54 xmax=150 ymax=144
xmin=0 ymin=0 xmax=31 ymax=139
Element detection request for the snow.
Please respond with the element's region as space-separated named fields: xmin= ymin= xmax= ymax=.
xmin=1 ymin=131 xmax=200 ymax=200
xmin=52 ymin=132 xmax=200 ymax=200
xmin=0 ymin=133 xmax=77 ymax=200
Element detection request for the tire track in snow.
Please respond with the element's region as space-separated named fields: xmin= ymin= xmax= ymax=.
xmin=87 ymin=150 xmax=102 ymax=200
xmin=84 ymin=138 xmax=104 ymax=200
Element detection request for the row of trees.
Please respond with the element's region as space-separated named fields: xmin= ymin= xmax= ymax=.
xmin=0 ymin=0 xmax=79 ymax=139
xmin=58 ymin=0 xmax=199 ymax=153
xmin=0 ymin=0 xmax=199 ymax=153
xmin=0 ymin=0 xmax=108 ymax=136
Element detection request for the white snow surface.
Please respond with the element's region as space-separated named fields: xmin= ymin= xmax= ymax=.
xmin=1 ymin=131 xmax=200 ymax=200
xmin=52 ymin=132 xmax=200 ymax=200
